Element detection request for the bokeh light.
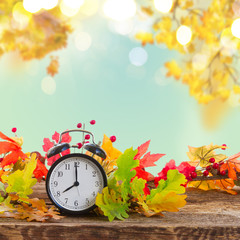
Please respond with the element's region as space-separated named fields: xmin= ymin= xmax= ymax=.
xmin=60 ymin=0 xmax=84 ymax=17
xmin=42 ymin=0 xmax=59 ymax=10
xmin=129 ymin=47 xmax=148 ymax=66
xmin=41 ymin=77 xmax=56 ymax=95
xmin=176 ymin=25 xmax=192 ymax=45
xmin=12 ymin=2 xmax=32 ymax=30
xmin=192 ymin=54 xmax=209 ymax=71
xmin=74 ymin=32 xmax=92 ymax=51
xmin=220 ymin=28 xmax=237 ymax=56
xmin=108 ymin=20 xmax=133 ymax=35
xmin=103 ymin=0 xmax=137 ymax=21
xmin=23 ymin=0 xmax=42 ymax=13
xmin=79 ymin=0 xmax=99 ymax=16
xmin=231 ymin=18 xmax=240 ymax=38
xmin=154 ymin=0 xmax=173 ymax=13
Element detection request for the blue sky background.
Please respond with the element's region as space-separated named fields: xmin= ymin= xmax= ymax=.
xmin=1 ymin=10 xmax=240 ymax=175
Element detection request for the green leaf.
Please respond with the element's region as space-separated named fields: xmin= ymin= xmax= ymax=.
xmin=0 ymin=182 xmax=5 ymax=194
xmin=96 ymin=187 xmax=129 ymax=222
xmin=114 ymin=148 xmax=139 ymax=200
xmin=147 ymin=169 xmax=186 ymax=200
xmin=130 ymin=177 xmax=146 ymax=197
xmin=2 ymin=156 xmax=37 ymax=198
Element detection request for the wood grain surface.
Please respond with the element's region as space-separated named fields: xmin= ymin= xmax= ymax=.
xmin=0 ymin=183 xmax=240 ymax=240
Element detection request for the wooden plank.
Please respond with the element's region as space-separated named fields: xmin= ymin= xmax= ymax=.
xmin=0 ymin=183 xmax=240 ymax=239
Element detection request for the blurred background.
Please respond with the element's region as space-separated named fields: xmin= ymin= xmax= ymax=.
xmin=0 ymin=0 xmax=240 ymax=174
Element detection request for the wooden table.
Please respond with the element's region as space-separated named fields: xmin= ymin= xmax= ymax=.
xmin=0 ymin=183 xmax=240 ymax=240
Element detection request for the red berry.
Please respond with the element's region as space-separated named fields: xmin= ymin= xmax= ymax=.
xmin=90 ymin=120 xmax=96 ymax=125
xmin=77 ymin=143 xmax=83 ymax=149
xmin=0 ymin=158 xmax=3 ymax=162
xmin=213 ymin=163 xmax=219 ymax=169
xmin=85 ymin=134 xmax=90 ymax=140
xmin=221 ymin=144 xmax=227 ymax=150
xmin=220 ymin=170 xmax=226 ymax=176
xmin=209 ymin=158 xmax=215 ymax=163
xmin=190 ymin=172 xmax=197 ymax=178
xmin=85 ymin=141 xmax=90 ymax=144
xmin=110 ymin=135 xmax=116 ymax=142
xmin=203 ymin=170 xmax=209 ymax=176
xmin=206 ymin=166 xmax=211 ymax=171
xmin=77 ymin=123 xmax=82 ymax=128
xmin=12 ymin=127 xmax=17 ymax=133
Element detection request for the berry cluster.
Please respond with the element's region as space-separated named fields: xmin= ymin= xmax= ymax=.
xmin=202 ymin=157 xmax=226 ymax=176
xmin=189 ymin=144 xmax=228 ymax=180
xmin=76 ymin=120 xmax=117 ymax=149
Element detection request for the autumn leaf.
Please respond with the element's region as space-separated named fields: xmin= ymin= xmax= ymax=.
xmin=0 ymin=131 xmax=26 ymax=167
xmin=114 ymin=148 xmax=138 ymax=200
xmin=43 ymin=131 xmax=72 ymax=166
xmin=187 ymin=143 xmax=227 ymax=167
xmin=33 ymin=159 xmax=48 ymax=182
xmin=47 ymin=56 xmax=59 ymax=77
xmin=146 ymin=170 xmax=187 ymax=215
xmin=133 ymin=140 xmax=165 ymax=181
xmin=165 ymin=60 xmax=182 ymax=80
xmin=2 ymin=154 xmax=37 ymax=198
xmin=96 ymin=187 xmax=129 ymax=222
xmin=135 ymin=32 xmax=154 ymax=46
xmin=220 ymin=152 xmax=240 ymax=180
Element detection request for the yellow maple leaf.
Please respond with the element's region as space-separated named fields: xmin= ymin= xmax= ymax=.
xmin=146 ymin=192 xmax=187 ymax=214
xmin=165 ymin=60 xmax=182 ymax=80
xmin=135 ymin=32 xmax=154 ymax=46
xmin=187 ymin=143 xmax=227 ymax=167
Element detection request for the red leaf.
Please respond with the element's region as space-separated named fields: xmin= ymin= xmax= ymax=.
xmin=42 ymin=138 xmax=54 ymax=153
xmin=177 ymin=162 xmax=196 ymax=181
xmin=134 ymin=140 xmax=150 ymax=160
xmin=157 ymin=159 xmax=177 ymax=180
xmin=140 ymin=152 xmax=165 ymax=168
xmin=34 ymin=159 xmax=48 ymax=182
xmin=61 ymin=132 xmax=72 ymax=143
xmin=0 ymin=132 xmax=17 ymax=144
xmin=1 ymin=150 xmax=26 ymax=167
xmin=52 ymin=132 xmax=60 ymax=143
xmin=0 ymin=142 xmax=19 ymax=155
xmin=135 ymin=167 xmax=154 ymax=181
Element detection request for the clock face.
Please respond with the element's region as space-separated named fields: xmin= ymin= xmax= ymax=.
xmin=46 ymin=153 xmax=107 ymax=214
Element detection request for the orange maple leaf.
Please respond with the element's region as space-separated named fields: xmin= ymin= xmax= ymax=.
xmin=47 ymin=56 xmax=59 ymax=77
xmin=0 ymin=132 xmax=26 ymax=167
xmin=220 ymin=152 xmax=240 ymax=180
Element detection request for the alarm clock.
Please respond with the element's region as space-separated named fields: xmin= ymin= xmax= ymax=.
xmin=46 ymin=129 xmax=107 ymax=214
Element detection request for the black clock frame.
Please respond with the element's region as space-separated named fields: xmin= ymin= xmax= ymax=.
xmin=46 ymin=153 xmax=108 ymax=215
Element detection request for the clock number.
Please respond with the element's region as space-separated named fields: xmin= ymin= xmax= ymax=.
xmin=92 ymin=171 xmax=96 ymax=177
xmin=74 ymin=162 xmax=80 ymax=167
xmin=86 ymin=164 xmax=88 ymax=170
xmin=53 ymin=181 xmax=58 ymax=187
xmin=65 ymin=198 xmax=68 ymax=204
xmin=57 ymin=191 xmax=61 ymax=197
xmin=74 ymin=200 xmax=78 ymax=206
xmin=95 ymin=181 xmax=100 ymax=187
xmin=58 ymin=171 xmax=63 ymax=177
xmin=92 ymin=191 xmax=96 ymax=197
xmin=65 ymin=164 xmax=70 ymax=170
xmin=86 ymin=198 xmax=90 ymax=205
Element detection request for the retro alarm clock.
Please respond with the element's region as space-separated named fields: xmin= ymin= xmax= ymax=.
xmin=46 ymin=129 xmax=107 ymax=214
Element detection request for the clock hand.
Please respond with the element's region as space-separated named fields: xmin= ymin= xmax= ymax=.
xmin=75 ymin=163 xmax=78 ymax=182
xmin=62 ymin=184 xmax=75 ymax=193
xmin=62 ymin=181 xmax=80 ymax=193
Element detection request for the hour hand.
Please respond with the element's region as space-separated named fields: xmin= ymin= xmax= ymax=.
xmin=62 ymin=184 xmax=75 ymax=193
